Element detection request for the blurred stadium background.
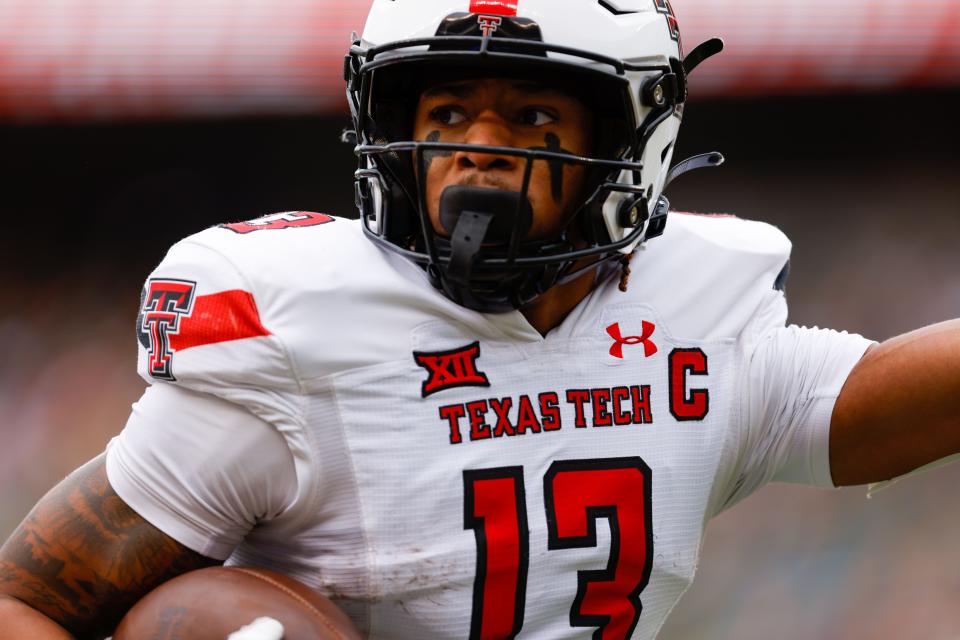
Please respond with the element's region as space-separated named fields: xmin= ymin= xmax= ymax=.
xmin=1 ymin=0 xmax=958 ymax=637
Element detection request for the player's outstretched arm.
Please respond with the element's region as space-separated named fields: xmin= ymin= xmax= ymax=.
xmin=830 ymin=319 xmax=960 ymax=486
xmin=0 ymin=454 xmax=219 ymax=639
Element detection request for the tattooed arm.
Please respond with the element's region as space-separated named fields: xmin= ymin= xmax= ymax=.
xmin=0 ymin=455 xmax=219 ymax=639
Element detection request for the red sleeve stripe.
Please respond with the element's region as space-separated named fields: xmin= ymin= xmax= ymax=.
xmin=170 ymin=289 xmax=271 ymax=352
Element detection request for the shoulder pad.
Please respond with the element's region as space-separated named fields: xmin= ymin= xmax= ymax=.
xmin=623 ymin=212 xmax=792 ymax=341
xmin=180 ymin=215 xmax=463 ymax=381
xmin=137 ymin=235 xmax=297 ymax=412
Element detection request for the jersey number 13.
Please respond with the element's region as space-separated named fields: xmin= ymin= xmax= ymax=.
xmin=463 ymin=457 xmax=653 ymax=640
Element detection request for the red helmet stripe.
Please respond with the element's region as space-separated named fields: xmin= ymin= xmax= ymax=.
xmin=469 ymin=0 xmax=518 ymax=17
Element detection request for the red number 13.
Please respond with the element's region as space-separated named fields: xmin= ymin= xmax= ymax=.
xmin=464 ymin=458 xmax=654 ymax=640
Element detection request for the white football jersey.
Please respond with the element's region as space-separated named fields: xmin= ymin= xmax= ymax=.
xmin=106 ymin=211 xmax=872 ymax=639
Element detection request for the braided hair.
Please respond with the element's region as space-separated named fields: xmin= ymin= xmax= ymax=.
xmin=618 ymin=252 xmax=635 ymax=293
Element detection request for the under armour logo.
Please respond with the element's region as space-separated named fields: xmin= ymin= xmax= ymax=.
xmin=606 ymin=322 xmax=658 ymax=359
xmin=139 ymin=279 xmax=197 ymax=380
xmin=477 ymin=15 xmax=502 ymax=37
xmin=414 ymin=342 xmax=491 ymax=398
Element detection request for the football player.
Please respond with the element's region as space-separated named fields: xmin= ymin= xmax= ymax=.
xmin=2 ymin=1 xmax=958 ymax=638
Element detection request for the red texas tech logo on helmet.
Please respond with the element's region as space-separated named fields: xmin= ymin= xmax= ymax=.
xmin=469 ymin=0 xmax=518 ymax=37
xmin=138 ymin=279 xmax=197 ymax=381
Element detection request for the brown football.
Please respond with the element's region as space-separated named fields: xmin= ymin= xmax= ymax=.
xmin=113 ymin=566 xmax=362 ymax=640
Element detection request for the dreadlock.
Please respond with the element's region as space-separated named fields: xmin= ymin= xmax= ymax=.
xmin=618 ymin=252 xmax=635 ymax=293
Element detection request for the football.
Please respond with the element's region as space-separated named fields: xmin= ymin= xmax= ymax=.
xmin=112 ymin=566 xmax=362 ymax=640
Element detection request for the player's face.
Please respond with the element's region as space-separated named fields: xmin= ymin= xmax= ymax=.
xmin=413 ymin=78 xmax=594 ymax=240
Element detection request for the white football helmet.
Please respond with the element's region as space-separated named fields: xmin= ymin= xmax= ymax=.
xmin=346 ymin=0 xmax=722 ymax=312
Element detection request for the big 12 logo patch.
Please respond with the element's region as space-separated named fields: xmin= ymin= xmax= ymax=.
xmin=414 ymin=342 xmax=491 ymax=398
